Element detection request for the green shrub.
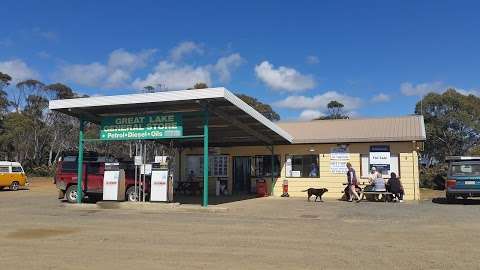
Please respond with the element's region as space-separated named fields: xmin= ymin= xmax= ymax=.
xmin=26 ymin=165 xmax=55 ymax=177
xmin=420 ymin=165 xmax=447 ymax=189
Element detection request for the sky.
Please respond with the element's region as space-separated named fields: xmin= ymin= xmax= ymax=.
xmin=1 ymin=0 xmax=479 ymax=121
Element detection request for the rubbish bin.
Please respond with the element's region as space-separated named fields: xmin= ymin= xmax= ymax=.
xmin=256 ymin=179 xmax=268 ymax=197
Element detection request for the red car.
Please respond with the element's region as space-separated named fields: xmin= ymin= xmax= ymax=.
xmin=54 ymin=152 xmax=150 ymax=203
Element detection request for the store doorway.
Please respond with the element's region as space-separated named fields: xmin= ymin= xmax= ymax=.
xmin=233 ymin=157 xmax=251 ymax=194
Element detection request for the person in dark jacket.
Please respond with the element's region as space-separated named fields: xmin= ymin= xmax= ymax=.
xmin=346 ymin=162 xmax=361 ymax=202
xmin=387 ymin=172 xmax=404 ymax=202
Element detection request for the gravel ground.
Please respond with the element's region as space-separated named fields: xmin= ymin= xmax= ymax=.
xmin=0 ymin=178 xmax=479 ymax=270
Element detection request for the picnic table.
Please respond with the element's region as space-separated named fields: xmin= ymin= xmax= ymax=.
xmin=342 ymin=182 xmax=393 ymax=202
xmin=359 ymin=190 xmax=393 ymax=203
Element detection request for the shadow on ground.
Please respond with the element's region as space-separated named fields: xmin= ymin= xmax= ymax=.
xmin=432 ymin=197 xmax=480 ymax=205
xmin=60 ymin=194 xmax=260 ymax=206
xmin=173 ymin=194 xmax=259 ymax=205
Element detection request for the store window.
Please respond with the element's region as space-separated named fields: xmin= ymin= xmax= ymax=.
xmin=286 ymin=155 xmax=319 ymax=178
xmin=252 ymin=155 xmax=280 ymax=177
xmin=211 ymin=155 xmax=228 ymax=177
xmin=360 ymin=153 xmax=399 ymax=178
xmin=185 ymin=155 xmax=228 ymax=178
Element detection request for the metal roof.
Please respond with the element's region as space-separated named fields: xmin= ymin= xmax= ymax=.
xmin=277 ymin=115 xmax=426 ymax=144
xmin=49 ymin=87 xmax=293 ymax=147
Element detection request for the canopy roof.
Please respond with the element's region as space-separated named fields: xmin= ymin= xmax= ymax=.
xmin=49 ymin=87 xmax=293 ymax=147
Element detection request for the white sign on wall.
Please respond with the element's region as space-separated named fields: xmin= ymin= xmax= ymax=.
xmin=330 ymin=161 xmax=348 ymax=174
xmin=369 ymin=152 xmax=391 ymax=165
xmin=330 ymin=146 xmax=350 ymax=174
xmin=291 ymin=170 xmax=301 ymax=177
xmin=285 ymin=157 xmax=293 ymax=177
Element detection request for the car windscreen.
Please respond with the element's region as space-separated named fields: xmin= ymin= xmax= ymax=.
xmin=449 ymin=162 xmax=480 ymax=177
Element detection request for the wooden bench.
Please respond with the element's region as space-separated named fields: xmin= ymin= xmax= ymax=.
xmin=359 ymin=190 xmax=393 ymax=202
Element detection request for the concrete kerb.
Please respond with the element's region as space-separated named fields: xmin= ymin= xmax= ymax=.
xmin=62 ymin=201 xmax=228 ymax=213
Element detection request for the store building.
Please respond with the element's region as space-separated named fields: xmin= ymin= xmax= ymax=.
xmin=49 ymin=87 xmax=425 ymax=205
xmin=183 ymin=116 xmax=425 ymax=200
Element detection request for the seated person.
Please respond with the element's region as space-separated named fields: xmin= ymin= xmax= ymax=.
xmin=362 ymin=167 xmax=385 ymax=201
xmin=309 ymin=163 xmax=318 ymax=177
xmin=373 ymin=177 xmax=386 ymax=191
xmin=187 ymin=170 xmax=196 ymax=181
xmin=387 ymin=172 xmax=404 ymax=202
xmin=364 ymin=167 xmax=382 ymax=192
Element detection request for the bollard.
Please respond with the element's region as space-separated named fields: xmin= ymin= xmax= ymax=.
xmin=281 ymin=179 xmax=289 ymax=197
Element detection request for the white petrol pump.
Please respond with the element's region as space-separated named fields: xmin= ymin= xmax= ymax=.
xmin=103 ymin=162 xmax=126 ymax=201
xmin=130 ymin=141 xmax=177 ymax=203
xmin=150 ymin=156 xmax=171 ymax=202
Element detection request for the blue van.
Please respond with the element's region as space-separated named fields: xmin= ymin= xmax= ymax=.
xmin=446 ymin=156 xmax=480 ymax=201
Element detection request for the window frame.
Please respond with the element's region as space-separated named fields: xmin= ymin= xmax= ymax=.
xmin=11 ymin=166 xmax=23 ymax=173
xmin=285 ymin=154 xmax=320 ymax=178
xmin=360 ymin=153 xmax=400 ymax=178
xmin=61 ymin=161 xmax=78 ymax=172
xmin=185 ymin=154 xmax=229 ymax=178
xmin=251 ymin=155 xmax=280 ymax=178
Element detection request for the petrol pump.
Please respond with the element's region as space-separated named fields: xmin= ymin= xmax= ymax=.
xmin=150 ymin=156 xmax=170 ymax=202
xmin=103 ymin=162 xmax=126 ymax=201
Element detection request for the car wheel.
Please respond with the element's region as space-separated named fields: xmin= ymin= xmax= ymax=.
xmin=66 ymin=185 xmax=79 ymax=203
xmin=10 ymin=181 xmax=20 ymax=191
xmin=126 ymin=186 xmax=139 ymax=202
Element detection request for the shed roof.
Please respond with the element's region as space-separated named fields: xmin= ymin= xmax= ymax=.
xmin=277 ymin=115 xmax=426 ymax=144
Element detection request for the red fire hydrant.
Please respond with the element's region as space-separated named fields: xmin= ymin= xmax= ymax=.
xmin=281 ymin=179 xmax=289 ymax=197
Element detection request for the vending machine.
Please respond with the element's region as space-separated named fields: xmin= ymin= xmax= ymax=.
xmin=150 ymin=156 xmax=169 ymax=202
xmin=103 ymin=163 xmax=126 ymax=201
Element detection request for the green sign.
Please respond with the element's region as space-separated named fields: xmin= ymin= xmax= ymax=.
xmin=100 ymin=113 xmax=183 ymax=140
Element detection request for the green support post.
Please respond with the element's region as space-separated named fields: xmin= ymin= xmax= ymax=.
xmin=270 ymin=145 xmax=274 ymax=196
xmin=76 ymin=118 xmax=85 ymax=203
xmin=203 ymin=107 xmax=209 ymax=207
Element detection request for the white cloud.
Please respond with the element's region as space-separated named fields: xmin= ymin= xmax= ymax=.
xmin=213 ymin=53 xmax=244 ymax=83
xmin=306 ymin=55 xmax=319 ymax=64
xmin=255 ymin=61 xmax=315 ymax=92
xmin=456 ymin=88 xmax=480 ymax=96
xmin=105 ymin=69 xmax=131 ymax=88
xmin=132 ymin=61 xmax=211 ymax=90
xmin=299 ymin=109 xmax=324 ymax=120
xmin=400 ymin=81 xmax=444 ymax=96
xmin=170 ymin=41 xmax=203 ymax=62
xmin=371 ymin=93 xmax=391 ymax=103
xmin=58 ymin=62 xmax=108 ymax=87
xmin=108 ymin=48 xmax=156 ymax=71
xmin=274 ymin=91 xmax=362 ymax=111
xmin=56 ymin=44 xmax=243 ymax=91
xmin=57 ymin=48 xmax=156 ymax=88
xmin=400 ymin=81 xmax=480 ymax=97
xmin=0 ymin=59 xmax=39 ymax=82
